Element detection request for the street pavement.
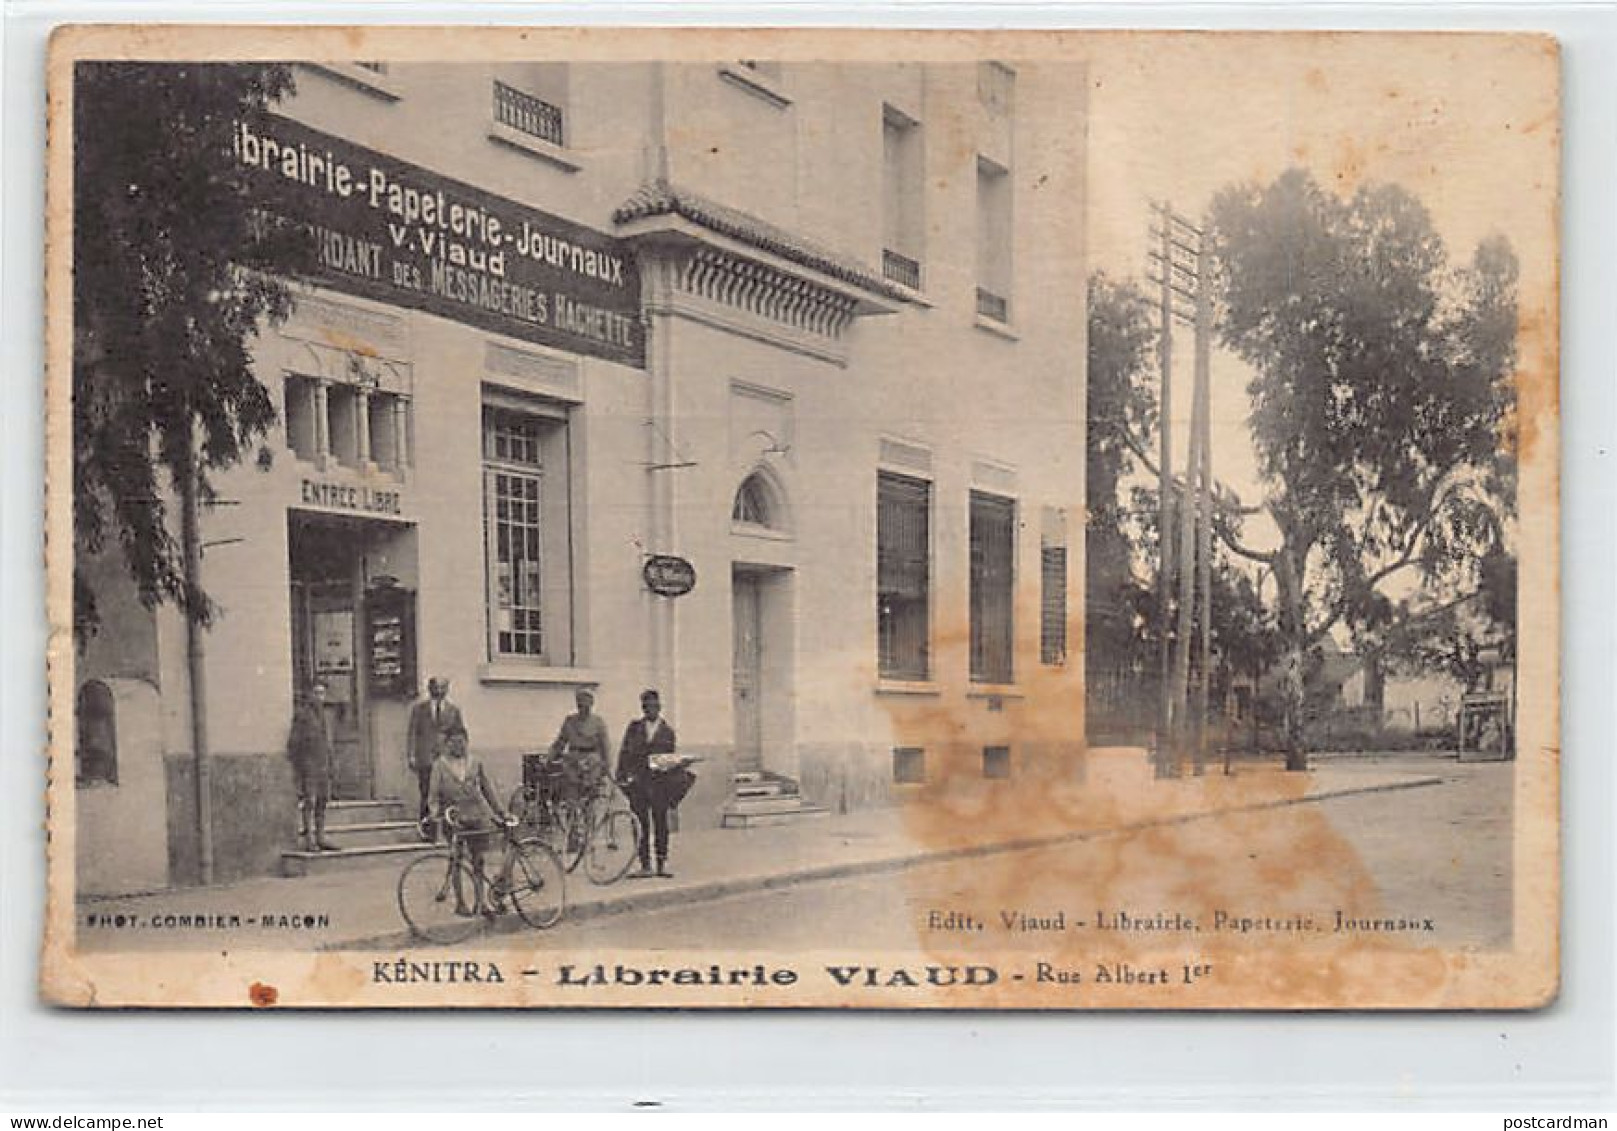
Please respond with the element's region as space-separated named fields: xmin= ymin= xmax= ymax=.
xmin=533 ymin=756 xmax=1513 ymax=951
xmin=74 ymin=752 xmax=1500 ymax=953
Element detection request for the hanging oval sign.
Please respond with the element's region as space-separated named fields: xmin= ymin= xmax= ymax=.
xmin=643 ymin=554 xmax=697 ymax=598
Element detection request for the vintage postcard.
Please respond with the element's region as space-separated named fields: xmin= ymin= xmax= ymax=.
xmin=42 ymin=26 xmax=1559 ymax=1009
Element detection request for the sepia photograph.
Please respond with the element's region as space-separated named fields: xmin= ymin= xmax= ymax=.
xmin=42 ymin=26 xmax=1559 ymax=1009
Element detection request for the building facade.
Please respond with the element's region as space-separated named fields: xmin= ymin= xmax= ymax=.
xmin=75 ymin=59 xmax=1090 ymax=892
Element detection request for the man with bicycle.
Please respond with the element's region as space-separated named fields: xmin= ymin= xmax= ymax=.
xmin=547 ymin=687 xmax=612 ymax=806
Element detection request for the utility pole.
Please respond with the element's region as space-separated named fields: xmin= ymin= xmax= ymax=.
xmin=1192 ymin=235 xmax=1215 ymax=776
xmin=1149 ymin=203 xmax=1210 ymax=777
xmin=1171 ymin=351 xmax=1201 ymax=751
xmin=1149 ymin=202 xmax=1176 ymax=778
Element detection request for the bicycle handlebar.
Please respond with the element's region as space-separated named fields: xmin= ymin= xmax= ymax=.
xmin=436 ymin=805 xmax=517 ymax=839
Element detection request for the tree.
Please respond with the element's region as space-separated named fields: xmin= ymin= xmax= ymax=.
xmin=1377 ymin=543 xmax=1517 ymax=693
xmin=1207 ymin=550 xmax=1282 ymax=702
xmin=1085 ymin=273 xmax=1159 ymax=731
xmin=1206 ymin=170 xmax=1518 ymax=768
xmin=73 ymin=62 xmax=312 ymax=639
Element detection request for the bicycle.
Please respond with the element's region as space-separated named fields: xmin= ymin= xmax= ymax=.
xmin=396 ymin=805 xmax=566 ymax=945
xmin=510 ymin=754 xmax=641 ymax=885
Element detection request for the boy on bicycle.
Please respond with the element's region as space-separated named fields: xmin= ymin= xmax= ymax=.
xmin=427 ymin=724 xmax=517 ymax=917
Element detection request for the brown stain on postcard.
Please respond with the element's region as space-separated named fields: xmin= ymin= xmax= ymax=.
xmin=873 ymin=591 xmax=1466 ymax=1008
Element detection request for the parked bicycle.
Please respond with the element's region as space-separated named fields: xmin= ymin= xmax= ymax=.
xmin=510 ymin=753 xmax=641 ymax=885
xmin=396 ymin=805 xmax=566 ymax=945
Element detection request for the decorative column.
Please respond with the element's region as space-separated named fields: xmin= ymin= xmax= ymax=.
xmin=313 ymin=379 xmax=332 ymax=469
xmin=356 ymin=388 xmax=373 ymax=469
xmin=393 ymin=397 xmax=411 ymax=475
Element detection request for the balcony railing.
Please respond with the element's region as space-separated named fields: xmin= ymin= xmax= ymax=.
xmin=976 ymin=287 xmax=1010 ymax=323
xmin=493 ymin=80 xmax=566 ymax=148
xmin=882 ymin=249 xmax=923 ymax=291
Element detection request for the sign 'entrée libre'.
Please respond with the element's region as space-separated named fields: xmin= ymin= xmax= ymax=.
xmin=235 ymin=114 xmax=644 ymax=367
xmin=300 ymin=478 xmax=403 ymax=517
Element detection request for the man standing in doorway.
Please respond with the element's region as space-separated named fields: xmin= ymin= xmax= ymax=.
xmin=407 ymin=677 xmax=462 ymax=837
xmin=287 ymin=681 xmax=338 ymax=852
xmin=616 ymin=689 xmax=679 ymax=878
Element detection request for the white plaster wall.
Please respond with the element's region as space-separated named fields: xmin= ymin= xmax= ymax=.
xmin=158 ymin=58 xmax=1088 ymax=814
xmin=285 ymin=62 xmax=656 ymax=230
xmin=76 ymin=680 xmax=169 ymax=896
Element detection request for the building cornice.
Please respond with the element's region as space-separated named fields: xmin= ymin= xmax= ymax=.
xmin=613 ymin=178 xmax=910 ymax=307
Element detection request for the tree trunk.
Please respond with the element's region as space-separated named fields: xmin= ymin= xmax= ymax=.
xmin=1273 ymin=549 xmax=1310 ymax=772
xmin=178 ymin=432 xmax=215 ymax=883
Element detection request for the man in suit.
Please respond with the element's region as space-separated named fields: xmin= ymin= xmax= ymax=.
xmin=616 ymin=688 xmax=679 ymax=878
xmin=406 ymin=677 xmax=463 ymax=834
xmin=287 ymin=681 xmax=338 ymax=852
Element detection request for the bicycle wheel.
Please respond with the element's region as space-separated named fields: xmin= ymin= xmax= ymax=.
xmin=397 ymin=853 xmax=485 ymax=945
xmin=505 ymin=837 xmax=566 ymax=929
xmin=585 ymin=809 xmax=641 ymax=886
xmin=557 ymin=802 xmax=589 ymax=873
xmin=507 ymin=786 xmax=537 ymax=828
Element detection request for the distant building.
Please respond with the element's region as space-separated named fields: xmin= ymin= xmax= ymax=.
xmin=75 ymin=60 xmax=1091 ymax=891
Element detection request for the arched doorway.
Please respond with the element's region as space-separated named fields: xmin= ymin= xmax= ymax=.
xmin=728 ymin=467 xmax=794 ymax=775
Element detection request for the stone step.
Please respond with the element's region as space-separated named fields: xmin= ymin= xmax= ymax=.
xmin=316 ymin=820 xmax=426 ymax=849
xmin=324 ymin=798 xmax=413 ymax=826
xmin=719 ymin=805 xmax=832 ymax=829
xmin=281 ymin=841 xmax=438 ymax=878
xmin=733 ymin=780 xmax=798 ymax=799
xmin=724 ymin=794 xmax=814 ymax=815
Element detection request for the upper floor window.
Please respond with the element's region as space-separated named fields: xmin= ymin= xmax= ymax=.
xmin=327 ymin=384 xmax=362 ymax=467
xmin=367 ymin=391 xmax=409 ymax=472
xmin=976 ymin=155 xmax=1013 ymax=324
xmin=732 ymin=477 xmax=771 ymax=527
xmin=494 ymin=78 xmax=565 ymax=147
xmin=717 ymin=60 xmax=791 ymax=108
xmin=301 ymin=61 xmax=402 ymax=102
xmin=284 ymin=375 xmax=321 ymax=463
xmin=489 ymin=65 xmax=577 ymax=170
xmin=881 ymin=105 xmax=925 ymax=291
xmin=284 ymin=373 xmax=412 ymax=474
xmin=977 ymin=61 xmax=1016 ymax=118
xmin=731 ymin=471 xmax=791 ymax=535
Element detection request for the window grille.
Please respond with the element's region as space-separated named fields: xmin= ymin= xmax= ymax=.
xmin=970 ymin=491 xmax=1016 ymax=683
xmin=878 ymin=471 xmax=931 ymax=680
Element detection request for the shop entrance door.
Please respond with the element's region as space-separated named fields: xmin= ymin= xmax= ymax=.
xmin=289 ymin=515 xmax=371 ymax=800
xmin=732 ymin=571 xmax=763 ymax=772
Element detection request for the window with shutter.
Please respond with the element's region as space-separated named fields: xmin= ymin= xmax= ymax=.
xmin=969 ymin=491 xmax=1016 ymax=684
xmin=878 ymin=472 xmax=931 ymax=680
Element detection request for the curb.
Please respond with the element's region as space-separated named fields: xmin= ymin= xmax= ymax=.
xmin=332 ymin=772 xmax=1447 ymax=951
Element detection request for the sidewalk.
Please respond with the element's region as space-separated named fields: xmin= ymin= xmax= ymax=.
xmin=75 ymin=758 xmax=1451 ymax=953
